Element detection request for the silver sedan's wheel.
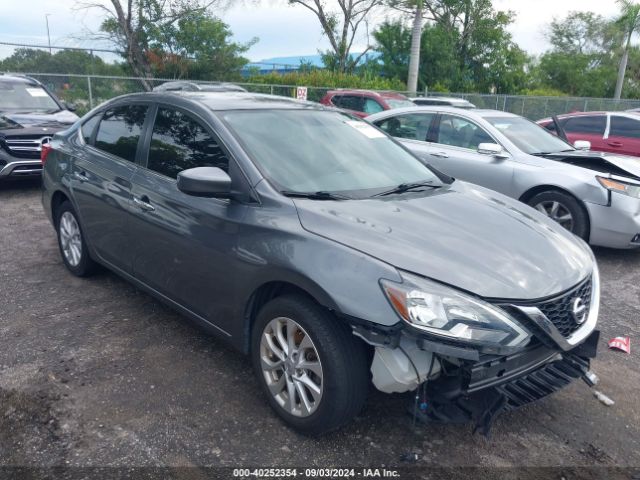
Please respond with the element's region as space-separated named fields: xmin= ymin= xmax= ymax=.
xmin=260 ymin=317 xmax=323 ymax=418
xmin=534 ymin=200 xmax=574 ymax=231
xmin=59 ymin=211 xmax=83 ymax=267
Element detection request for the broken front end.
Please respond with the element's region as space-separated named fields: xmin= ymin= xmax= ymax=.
xmin=353 ymin=265 xmax=600 ymax=435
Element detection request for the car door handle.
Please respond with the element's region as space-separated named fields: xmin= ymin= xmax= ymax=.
xmin=608 ymin=141 xmax=623 ymax=147
xmin=73 ymin=171 xmax=88 ymax=181
xmin=133 ymin=195 xmax=155 ymax=212
xmin=430 ymin=152 xmax=449 ymax=159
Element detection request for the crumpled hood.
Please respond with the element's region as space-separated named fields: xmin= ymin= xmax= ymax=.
xmin=0 ymin=110 xmax=79 ymax=129
xmin=294 ymin=182 xmax=593 ymax=300
xmin=546 ymin=150 xmax=640 ymax=179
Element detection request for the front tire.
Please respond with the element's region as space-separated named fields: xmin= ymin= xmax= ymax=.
xmin=251 ymin=294 xmax=369 ymax=435
xmin=55 ymin=201 xmax=97 ymax=277
xmin=527 ymin=190 xmax=589 ymax=240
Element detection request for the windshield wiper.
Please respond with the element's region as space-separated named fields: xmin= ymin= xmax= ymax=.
xmin=281 ymin=190 xmax=352 ymax=200
xmin=372 ymin=181 xmax=440 ymax=197
xmin=531 ymin=149 xmax=576 ymax=156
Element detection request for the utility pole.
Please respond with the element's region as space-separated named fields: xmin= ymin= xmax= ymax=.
xmin=45 ymin=14 xmax=52 ymax=55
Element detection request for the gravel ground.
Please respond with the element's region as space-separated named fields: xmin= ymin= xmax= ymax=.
xmin=1 ymin=179 xmax=639 ymax=476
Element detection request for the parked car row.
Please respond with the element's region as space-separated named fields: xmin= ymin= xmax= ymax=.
xmin=368 ymin=106 xmax=640 ymax=249
xmin=40 ymin=89 xmax=601 ymax=436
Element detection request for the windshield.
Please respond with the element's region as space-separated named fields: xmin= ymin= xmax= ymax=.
xmin=0 ymin=81 xmax=59 ymax=112
xmin=222 ymin=110 xmax=442 ymax=196
xmin=485 ymin=116 xmax=573 ymax=155
xmin=386 ymin=98 xmax=416 ymax=109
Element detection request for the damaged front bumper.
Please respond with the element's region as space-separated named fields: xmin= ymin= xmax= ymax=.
xmin=350 ymin=267 xmax=601 ymax=434
xmin=419 ymin=330 xmax=599 ymax=435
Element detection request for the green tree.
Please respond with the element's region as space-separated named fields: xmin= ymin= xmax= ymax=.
xmin=79 ymin=0 xmax=230 ymax=89
xmin=614 ymin=0 xmax=640 ymax=99
xmin=533 ymin=11 xmax=619 ymax=97
xmin=146 ymin=10 xmax=255 ymax=80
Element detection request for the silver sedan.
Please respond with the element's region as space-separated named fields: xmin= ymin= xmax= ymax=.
xmin=367 ymin=107 xmax=640 ymax=249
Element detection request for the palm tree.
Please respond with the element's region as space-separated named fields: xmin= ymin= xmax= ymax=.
xmin=407 ymin=1 xmax=424 ymax=96
xmin=615 ymin=0 xmax=640 ymax=99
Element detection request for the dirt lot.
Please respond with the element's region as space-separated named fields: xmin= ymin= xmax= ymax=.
xmin=1 ymin=180 xmax=639 ymax=476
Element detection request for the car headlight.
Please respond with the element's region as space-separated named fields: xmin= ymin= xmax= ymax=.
xmin=597 ymin=176 xmax=640 ymax=199
xmin=381 ymin=272 xmax=530 ymax=350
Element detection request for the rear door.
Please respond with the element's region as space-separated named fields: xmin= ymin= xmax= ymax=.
xmin=127 ymin=104 xmax=249 ymax=334
xmin=562 ymin=115 xmax=607 ymax=151
xmin=70 ymin=104 xmax=149 ymax=271
xmin=606 ymin=115 xmax=640 ymax=157
xmin=429 ymin=113 xmax=516 ymax=196
xmin=372 ymin=112 xmax=436 ymax=161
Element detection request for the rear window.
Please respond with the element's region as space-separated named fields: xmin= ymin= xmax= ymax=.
xmin=81 ymin=115 xmax=101 ymax=144
xmin=94 ymin=105 xmax=148 ymax=162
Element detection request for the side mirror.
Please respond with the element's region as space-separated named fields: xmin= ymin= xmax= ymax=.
xmin=63 ymin=101 xmax=77 ymax=112
xmin=177 ymin=167 xmax=232 ymax=198
xmin=574 ymin=140 xmax=591 ymax=151
xmin=478 ymin=143 xmax=508 ymax=159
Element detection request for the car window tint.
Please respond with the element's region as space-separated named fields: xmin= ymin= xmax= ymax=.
xmin=81 ymin=114 xmax=101 ymax=145
xmin=563 ymin=116 xmax=606 ymax=135
xmin=333 ymin=95 xmax=362 ymax=112
xmin=375 ymin=113 xmax=435 ymax=141
xmin=147 ymin=107 xmax=229 ymax=179
xmin=94 ymin=105 xmax=148 ymax=162
xmin=437 ymin=114 xmax=493 ymax=150
xmin=363 ymin=98 xmax=384 ymax=114
xmin=610 ymin=116 xmax=640 ymax=139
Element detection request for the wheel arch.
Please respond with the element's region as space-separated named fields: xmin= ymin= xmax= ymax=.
xmin=242 ymin=279 xmax=340 ymax=354
xmin=50 ymin=190 xmax=71 ymax=226
xmin=519 ymin=184 xmax=591 ymax=241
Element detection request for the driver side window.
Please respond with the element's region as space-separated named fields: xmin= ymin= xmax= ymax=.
xmin=437 ymin=114 xmax=493 ymax=150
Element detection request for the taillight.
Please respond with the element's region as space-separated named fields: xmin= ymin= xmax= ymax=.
xmin=41 ymin=143 xmax=52 ymax=165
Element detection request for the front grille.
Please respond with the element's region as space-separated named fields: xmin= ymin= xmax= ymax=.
xmin=3 ymin=136 xmax=51 ymax=159
xmin=535 ymin=278 xmax=592 ymax=337
xmin=498 ymin=354 xmax=588 ymax=410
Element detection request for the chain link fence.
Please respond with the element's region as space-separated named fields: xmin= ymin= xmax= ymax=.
xmin=7 ymin=72 xmax=640 ymax=119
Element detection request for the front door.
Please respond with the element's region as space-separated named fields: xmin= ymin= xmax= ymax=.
xmin=429 ymin=113 xmax=515 ymax=196
xmin=128 ymin=105 xmax=248 ymax=334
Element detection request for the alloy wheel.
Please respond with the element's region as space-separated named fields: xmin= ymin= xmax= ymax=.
xmin=534 ymin=200 xmax=574 ymax=231
xmin=260 ymin=317 xmax=323 ymax=417
xmin=59 ymin=211 xmax=83 ymax=267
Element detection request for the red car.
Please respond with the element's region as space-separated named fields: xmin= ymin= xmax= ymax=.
xmin=319 ymin=89 xmax=415 ymax=118
xmin=538 ymin=112 xmax=640 ymax=157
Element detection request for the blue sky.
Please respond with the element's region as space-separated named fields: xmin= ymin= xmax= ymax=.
xmin=0 ymin=0 xmax=621 ymax=63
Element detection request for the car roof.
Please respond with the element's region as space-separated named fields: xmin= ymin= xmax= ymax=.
xmin=411 ymin=96 xmax=473 ymax=104
xmin=153 ymin=81 xmax=247 ymax=92
xmin=109 ymin=91 xmax=329 ymax=112
xmin=327 ymin=89 xmax=408 ymax=100
xmin=538 ymin=111 xmax=640 ymax=123
xmin=367 ymin=105 xmax=515 ymax=120
xmin=0 ymin=74 xmax=39 ymax=85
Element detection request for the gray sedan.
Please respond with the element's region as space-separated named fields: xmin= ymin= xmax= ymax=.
xmin=367 ymin=107 xmax=640 ymax=249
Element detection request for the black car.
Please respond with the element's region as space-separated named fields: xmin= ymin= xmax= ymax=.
xmin=0 ymin=74 xmax=79 ymax=180
xmin=42 ymin=91 xmax=600 ymax=435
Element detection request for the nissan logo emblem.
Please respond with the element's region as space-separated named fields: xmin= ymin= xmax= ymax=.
xmin=571 ymin=297 xmax=587 ymax=325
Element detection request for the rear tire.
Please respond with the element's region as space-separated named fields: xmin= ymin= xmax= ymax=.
xmin=527 ymin=191 xmax=589 ymax=240
xmin=55 ymin=201 xmax=97 ymax=277
xmin=251 ymin=294 xmax=369 ymax=436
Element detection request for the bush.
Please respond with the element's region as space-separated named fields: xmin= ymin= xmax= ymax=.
xmin=244 ymin=70 xmax=406 ymax=102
